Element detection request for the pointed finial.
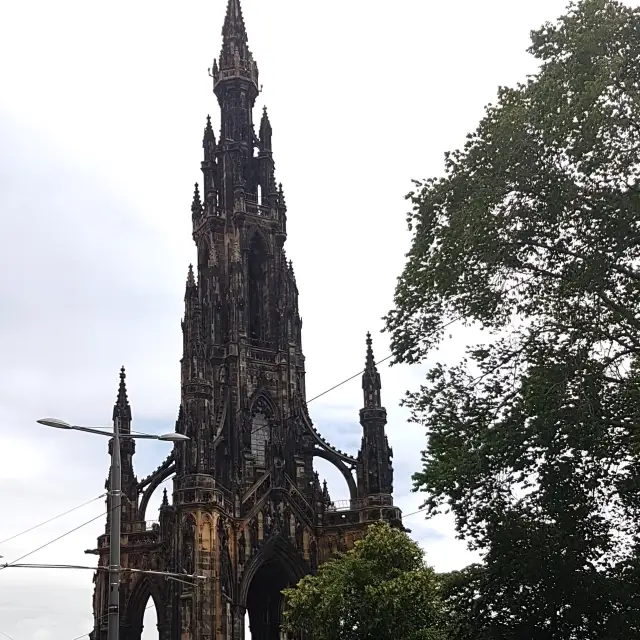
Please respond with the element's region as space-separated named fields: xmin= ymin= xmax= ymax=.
xmin=203 ymin=115 xmax=215 ymax=143
xmin=191 ymin=183 xmax=202 ymax=217
xmin=113 ymin=366 xmax=132 ymax=421
xmin=362 ymin=332 xmax=382 ymax=407
xmin=161 ymin=487 xmax=169 ymax=507
xmin=117 ymin=366 xmax=127 ymax=404
xmin=287 ymin=259 xmax=296 ymax=280
xmin=366 ymin=331 xmax=374 ymax=362
xmin=186 ymin=264 xmax=196 ymax=287
xmin=278 ymin=182 xmax=287 ymax=211
xmin=364 ymin=331 xmax=378 ymax=374
xmin=260 ymin=106 xmax=272 ymax=151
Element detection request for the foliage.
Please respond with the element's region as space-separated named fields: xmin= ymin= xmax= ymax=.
xmin=385 ymin=0 xmax=640 ymax=637
xmin=281 ymin=522 xmax=446 ymax=640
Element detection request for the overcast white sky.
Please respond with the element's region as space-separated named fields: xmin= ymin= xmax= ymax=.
xmin=1 ymin=0 xmax=629 ymax=638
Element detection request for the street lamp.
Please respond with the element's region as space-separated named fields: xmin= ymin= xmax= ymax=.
xmin=37 ymin=417 xmax=189 ymax=640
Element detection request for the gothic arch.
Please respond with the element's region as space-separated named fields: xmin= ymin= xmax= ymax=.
xmin=238 ymin=534 xmax=309 ymax=608
xmin=245 ymin=224 xmax=271 ymax=255
xmin=125 ymin=575 xmax=166 ymax=640
xmin=312 ymin=448 xmax=358 ymax=501
xmin=249 ymin=387 xmax=277 ymax=418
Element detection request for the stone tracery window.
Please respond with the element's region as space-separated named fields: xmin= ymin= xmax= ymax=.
xmin=251 ymin=412 xmax=269 ymax=467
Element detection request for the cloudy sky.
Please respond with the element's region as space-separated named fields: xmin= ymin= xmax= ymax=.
xmin=0 ymin=0 xmax=627 ymax=638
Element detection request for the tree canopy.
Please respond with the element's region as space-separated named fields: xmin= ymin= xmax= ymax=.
xmin=385 ymin=0 xmax=640 ymax=637
xmin=281 ymin=522 xmax=446 ymax=640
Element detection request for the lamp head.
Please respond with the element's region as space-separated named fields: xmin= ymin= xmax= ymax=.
xmin=37 ymin=418 xmax=72 ymax=430
xmin=157 ymin=433 xmax=190 ymax=442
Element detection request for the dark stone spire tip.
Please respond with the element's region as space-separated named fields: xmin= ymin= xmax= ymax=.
xmin=113 ymin=365 xmax=132 ymax=422
xmin=186 ymin=264 xmax=196 ymax=288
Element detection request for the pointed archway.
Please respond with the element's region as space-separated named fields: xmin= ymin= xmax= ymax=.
xmin=124 ymin=577 xmax=167 ymax=640
xmin=239 ymin=534 xmax=309 ymax=639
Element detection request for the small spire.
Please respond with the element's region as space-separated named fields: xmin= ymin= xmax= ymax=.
xmin=365 ymin=332 xmax=375 ymax=371
xmin=161 ymin=487 xmax=169 ymax=507
xmin=287 ymin=259 xmax=296 ymax=283
xmin=362 ymin=332 xmax=382 ymax=408
xmin=322 ymin=479 xmax=331 ymax=503
xmin=260 ymin=106 xmax=272 ymax=151
xmin=278 ymin=182 xmax=287 ymax=211
xmin=113 ymin=366 xmax=132 ymax=422
xmin=191 ymin=183 xmax=202 ymax=216
xmin=203 ymin=115 xmax=215 ymax=144
xmin=186 ymin=264 xmax=196 ymax=288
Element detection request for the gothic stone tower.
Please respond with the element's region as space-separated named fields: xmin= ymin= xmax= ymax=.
xmin=87 ymin=1 xmax=400 ymax=638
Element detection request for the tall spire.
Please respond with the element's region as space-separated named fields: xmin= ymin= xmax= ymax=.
xmin=182 ymin=264 xmax=206 ymax=382
xmin=113 ymin=366 xmax=132 ymax=422
xmin=358 ymin=333 xmax=393 ymax=498
xmin=107 ymin=366 xmax=138 ymax=527
xmin=362 ymin=332 xmax=382 ymax=409
xmin=211 ymin=0 xmax=259 ymax=92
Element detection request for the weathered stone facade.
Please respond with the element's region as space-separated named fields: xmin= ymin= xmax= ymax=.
xmin=87 ymin=1 xmax=400 ymax=638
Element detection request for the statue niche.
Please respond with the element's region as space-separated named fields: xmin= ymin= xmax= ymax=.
xmin=247 ymin=232 xmax=270 ymax=344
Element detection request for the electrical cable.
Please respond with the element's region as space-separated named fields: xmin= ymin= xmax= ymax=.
xmin=0 ymin=494 xmax=106 ymax=546
xmin=0 ymin=508 xmax=110 ymax=572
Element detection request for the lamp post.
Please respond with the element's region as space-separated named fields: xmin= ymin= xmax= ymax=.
xmin=37 ymin=417 xmax=189 ymax=640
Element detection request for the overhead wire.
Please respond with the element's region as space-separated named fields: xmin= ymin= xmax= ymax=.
xmin=0 ymin=494 xmax=106 ymax=546
xmin=0 ymin=504 xmax=116 ymax=572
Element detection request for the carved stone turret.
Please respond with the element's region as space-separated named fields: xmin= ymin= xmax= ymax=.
xmin=106 ymin=367 xmax=140 ymax=530
xmin=357 ymin=333 xmax=394 ymax=499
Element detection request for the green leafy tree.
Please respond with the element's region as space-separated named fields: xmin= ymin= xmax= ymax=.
xmin=385 ymin=0 xmax=640 ymax=637
xmin=281 ymin=522 xmax=446 ymax=640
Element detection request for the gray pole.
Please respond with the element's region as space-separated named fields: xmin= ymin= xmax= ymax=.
xmin=107 ymin=417 xmax=122 ymax=640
